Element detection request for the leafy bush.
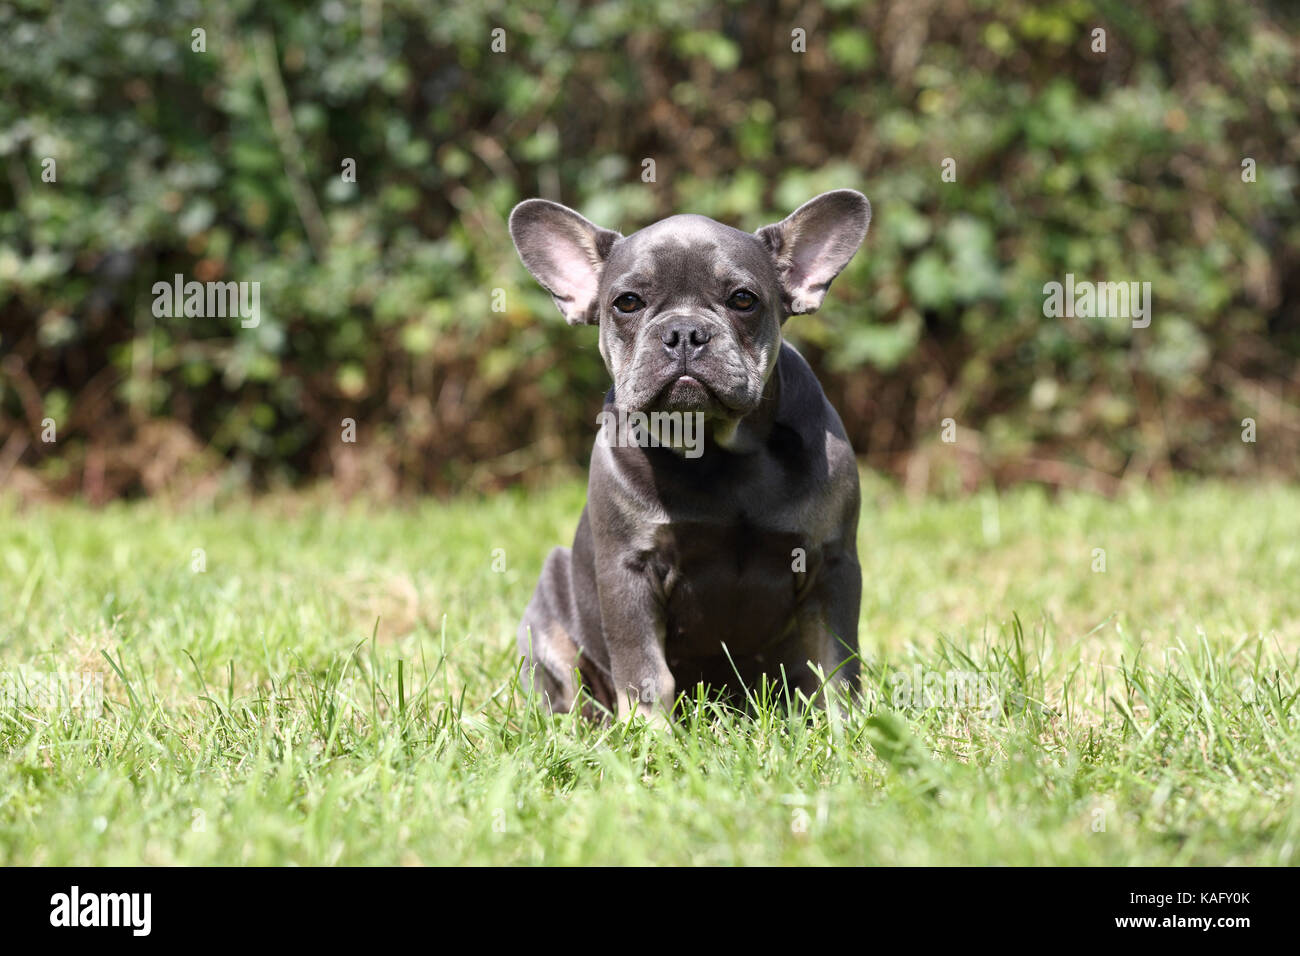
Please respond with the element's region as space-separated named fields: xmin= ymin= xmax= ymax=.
xmin=1 ymin=0 xmax=1296 ymax=498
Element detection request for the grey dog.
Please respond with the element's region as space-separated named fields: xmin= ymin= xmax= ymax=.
xmin=509 ymin=190 xmax=870 ymax=721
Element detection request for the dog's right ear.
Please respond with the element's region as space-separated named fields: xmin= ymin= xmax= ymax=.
xmin=508 ymin=200 xmax=621 ymax=325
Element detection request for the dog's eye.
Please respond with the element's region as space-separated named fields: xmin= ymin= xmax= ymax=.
xmin=613 ymin=293 xmax=645 ymax=314
xmin=727 ymin=289 xmax=758 ymax=311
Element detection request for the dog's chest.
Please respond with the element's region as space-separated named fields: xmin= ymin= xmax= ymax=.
xmin=648 ymin=517 xmax=814 ymax=657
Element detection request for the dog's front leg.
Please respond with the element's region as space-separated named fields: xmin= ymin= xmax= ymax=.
xmin=594 ymin=558 xmax=676 ymax=722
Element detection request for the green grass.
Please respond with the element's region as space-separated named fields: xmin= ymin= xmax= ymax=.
xmin=1 ymin=479 xmax=1298 ymax=865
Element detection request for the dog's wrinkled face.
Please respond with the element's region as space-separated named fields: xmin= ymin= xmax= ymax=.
xmin=597 ymin=215 xmax=781 ymax=416
xmin=509 ymin=190 xmax=870 ymax=422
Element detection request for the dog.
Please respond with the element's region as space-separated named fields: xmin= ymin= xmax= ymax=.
xmin=509 ymin=190 xmax=870 ymax=721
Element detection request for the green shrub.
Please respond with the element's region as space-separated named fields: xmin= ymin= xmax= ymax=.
xmin=1 ymin=0 xmax=1296 ymax=497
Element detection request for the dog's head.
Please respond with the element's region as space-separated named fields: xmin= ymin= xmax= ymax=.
xmin=509 ymin=190 xmax=870 ymax=420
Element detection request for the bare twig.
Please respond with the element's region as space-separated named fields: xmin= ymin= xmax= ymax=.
xmin=253 ymin=30 xmax=329 ymax=259
xmin=0 ymin=431 xmax=29 ymax=487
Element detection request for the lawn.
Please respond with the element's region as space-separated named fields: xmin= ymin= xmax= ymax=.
xmin=1 ymin=478 xmax=1297 ymax=865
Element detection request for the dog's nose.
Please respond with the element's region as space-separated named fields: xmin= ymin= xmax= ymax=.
xmin=660 ymin=322 xmax=712 ymax=358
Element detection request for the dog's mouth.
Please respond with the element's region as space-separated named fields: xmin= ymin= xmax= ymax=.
xmin=651 ymin=373 xmax=723 ymax=413
xmin=618 ymin=340 xmax=766 ymax=416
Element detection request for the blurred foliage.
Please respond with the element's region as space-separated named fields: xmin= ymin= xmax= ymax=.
xmin=0 ymin=0 xmax=1297 ymax=499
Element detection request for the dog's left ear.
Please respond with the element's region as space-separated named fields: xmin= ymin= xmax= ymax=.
xmin=756 ymin=189 xmax=871 ymax=315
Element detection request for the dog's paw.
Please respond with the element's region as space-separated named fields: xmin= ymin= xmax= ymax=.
xmin=620 ymin=700 xmax=675 ymax=735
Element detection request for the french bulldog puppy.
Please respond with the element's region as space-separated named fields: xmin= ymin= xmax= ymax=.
xmin=509 ymin=190 xmax=870 ymax=720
